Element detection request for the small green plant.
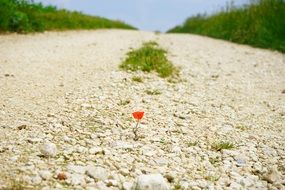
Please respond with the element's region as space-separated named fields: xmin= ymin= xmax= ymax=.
xmin=236 ymin=124 xmax=248 ymax=131
xmin=209 ymin=156 xmax=221 ymax=166
xmin=120 ymin=41 xmax=179 ymax=78
xmin=145 ymin=89 xmax=161 ymax=95
xmin=160 ymin=138 xmax=166 ymax=144
xmin=204 ymin=175 xmax=220 ymax=182
xmin=118 ymin=99 xmax=131 ymax=106
xmin=132 ymin=76 xmax=143 ymax=83
xmin=211 ymin=141 xmax=235 ymax=151
xmin=173 ymin=182 xmax=182 ymax=190
xmin=187 ymin=141 xmax=198 ymax=147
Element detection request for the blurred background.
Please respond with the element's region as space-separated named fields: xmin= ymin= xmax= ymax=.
xmin=33 ymin=0 xmax=249 ymax=32
xmin=0 ymin=0 xmax=284 ymax=52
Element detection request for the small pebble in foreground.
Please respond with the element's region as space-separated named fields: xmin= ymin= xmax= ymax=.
xmin=40 ymin=142 xmax=57 ymax=157
xmin=134 ymin=174 xmax=170 ymax=190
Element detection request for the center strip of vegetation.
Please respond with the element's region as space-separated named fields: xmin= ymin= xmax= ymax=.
xmin=120 ymin=41 xmax=179 ymax=78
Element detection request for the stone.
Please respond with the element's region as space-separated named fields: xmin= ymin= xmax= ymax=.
xmin=120 ymin=168 xmax=130 ymax=176
xmin=69 ymin=173 xmax=85 ymax=186
xmin=28 ymin=138 xmax=42 ymax=144
xmin=171 ymin=146 xmax=182 ymax=154
xmin=86 ymin=166 xmax=109 ymax=181
xmin=111 ymin=141 xmax=134 ymax=150
xmin=264 ymin=165 xmax=281 ymax=184
xmin=235 ymin=158 xmax=246 ymax=167
xmin=67 ymin=164 xmax=86 ymax=174
xmin=164 ymin=174 xmax=174 ymax=183
xmin=57 ymin=172 xmax=67 ymax=180
xmin=155 ymin=158 xmax=169 ymax=166
xmin=30 ymin=175 xmax=42 ymax=184
xmin=10 ymin=156 xmax=19 ymax=162
xmin=89 ymin=147 xmax=104 ymax=155
xmin=135 ymin=174 xmax=170 ymax=190
xmin=39 ymin=170 xmax=52 ymax=180
xmin=123 ymin=182 xmax=134 ymax=190
xmin=63 ymin=136 xmax=71 ymax=142
xmin=105 ymin=179 xmax=118 ymax=187
xmin=40 ymin=142 xmax=57 ymax=157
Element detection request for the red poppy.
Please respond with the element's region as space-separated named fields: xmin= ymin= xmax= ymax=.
xmin=132 ymin=111 xmax=144 ymax=120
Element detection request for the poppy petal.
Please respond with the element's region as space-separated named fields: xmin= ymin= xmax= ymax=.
xmin=132 ymin=111 xmax=144 ymax=120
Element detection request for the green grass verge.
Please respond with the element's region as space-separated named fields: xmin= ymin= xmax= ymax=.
xmin=0 ymin=0 xmax=135 ymax=33
xmin=120 ymin=41 xmax=179 ymax=78
xmin=168 ymin=0 xmax=285 ymax=53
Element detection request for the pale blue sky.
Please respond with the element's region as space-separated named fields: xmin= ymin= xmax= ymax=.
xmin=34 ymin=0 xmax=249 ymax=32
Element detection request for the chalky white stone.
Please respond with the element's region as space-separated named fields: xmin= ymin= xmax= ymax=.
xmin=135 ymin=174 xmax=170 ymax=190
xmin=40 ymin=142 xmax=57 ymax=157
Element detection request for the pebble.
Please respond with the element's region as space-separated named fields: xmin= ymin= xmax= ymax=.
xmin=39 ymin=170 xmax=52 ymax=180
xmin=111 ymin=141 xmax=134 ymax=150
xmin=89 ymin=147 xmax=104 ymax=154
xmin=86 ymin=166 xmax=109 ymax=181
xmin=264 ymin=165 xmax=281 ymax=184
xmin=68 ymin=173 xmax=86 ymax=186
xmin=120 ymin=168 xmax=130 ymax=176
xmin=123 ymin=182 xmax=134 ymax=190
xmin=235 ymin=158 xmax=246 ymax=167
xmin=105 ymin=179 xmax=118 ymax=187
xmin=135 ymin=174 xmax=170 ymax=190
xmin=63 ymin=135 xmax=71 ymax=142
xmin=67 ymin=164 xmax=86 ymax=174
xmin=40 ymin=142 xmax=57 ymax=157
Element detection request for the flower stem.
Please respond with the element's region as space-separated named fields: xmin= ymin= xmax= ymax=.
xmin=133 ymin=120 xmax=140 ymax=141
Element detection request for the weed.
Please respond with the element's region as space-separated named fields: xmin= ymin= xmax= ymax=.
xmin=118 ymin=99 xmax=131 ymax=106
xmin=187 ymin=141 xmax=198 ymax=147
xmin=145 ymin=89 xmax=161 ymax=95
xmin=160 ymin=138 xmax=166 ymax=144
xmin=173 ymin=182 xmax=182 ymax=190
xmin=236 ymin=124 xmax=248 ymax=131
xmin=132 ymin=76 xmax=143 ymax=83
xmin=168 ymin=0 xmax=285 ymax=53
xmin=120 ymin=41 xmax=179 ymax=78
xmin=205 ymin=175 xmax=220 ymax=182
xmin=209 ymin=157 xmax=221 ymax=166
xmin=211 ymin=141 xmax=235 ymax=151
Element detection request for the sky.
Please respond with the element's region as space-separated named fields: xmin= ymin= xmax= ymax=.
xmin=34 ymin=0 xmax=250 ymax=32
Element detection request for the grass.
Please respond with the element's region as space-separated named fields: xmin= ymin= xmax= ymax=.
xmin=118 ymin=99 xmax=131 ymax=106
xmin=173 ymin=182 xmax=183 ymax=190
xmin=145 ymin=89 xmax=161 ymax=95
xmin=132 ymin=76 xmax=144 ymax=83
xmin=0 ymin=0 xmax=135 ymax=33
xmin=187 ymin=141 xmax=198 ymax=147
xmin=168 ymin=0 xmax=285 ymax=53
xmin=209 ymin=157 xmax=221 ymax=166
xmin=120 ymin=41 xmax=179 ymax=78
xmin=211 ymin=141 xmax=235 ymax=151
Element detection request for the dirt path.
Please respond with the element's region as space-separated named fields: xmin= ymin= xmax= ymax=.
xmin=0 ymin=30 xmax=284 ymax=189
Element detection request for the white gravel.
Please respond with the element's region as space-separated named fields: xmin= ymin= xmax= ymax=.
xmin=0 ymin=29 xmax=284 ymax=189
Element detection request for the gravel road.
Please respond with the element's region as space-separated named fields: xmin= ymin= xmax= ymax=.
xmin=0 ymin=30 xmax=284 ymax=189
